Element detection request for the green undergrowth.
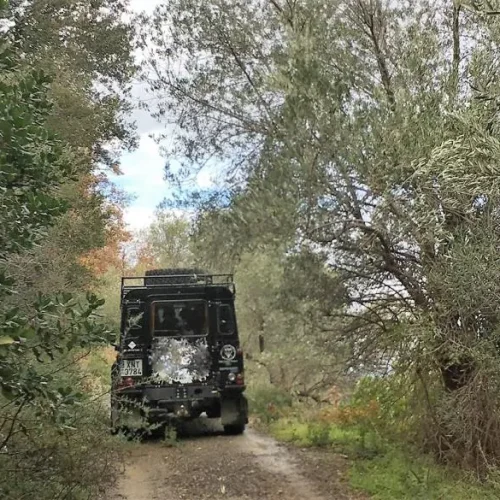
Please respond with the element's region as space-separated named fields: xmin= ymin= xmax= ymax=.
xmin=248 ymin=384 xmax=500 ymax=499
xmin=349 ymin=449 xmax=500 ymax=500
xmin=85 ymin=348 xmax=113 ymax=384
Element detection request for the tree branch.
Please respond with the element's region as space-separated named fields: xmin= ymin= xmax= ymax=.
xmin=0 ymin=399 xmax=26 ymax=450
xmin=269 ymin=0 xmax=295 ymax=28
xmin=356 ymin=0 xmax=395 ymax=109
xmin=452 ymin=3 xmax=461 ymax=97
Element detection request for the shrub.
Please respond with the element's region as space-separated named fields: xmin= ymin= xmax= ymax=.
xmin=0 ymin=355 xmax=121 ymax=499
xmin=306 ymin=421 xmax=332 ymax=447
xmin=247 ymin=384 xmax=294 ymax=425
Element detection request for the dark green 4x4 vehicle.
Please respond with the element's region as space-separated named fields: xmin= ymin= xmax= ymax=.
xmin=111 ymin=269 xmax=248 ymax=435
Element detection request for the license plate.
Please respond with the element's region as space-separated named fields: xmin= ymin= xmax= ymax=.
xmin=120 ymin=359 xmax=143 ymax=377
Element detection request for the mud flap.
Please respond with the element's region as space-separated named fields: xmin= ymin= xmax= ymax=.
xmin=221 ymin=395 xmax=248 ymax=426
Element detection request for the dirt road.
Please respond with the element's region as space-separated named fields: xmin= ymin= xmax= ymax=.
xmin=109 ymin=420 xmax=363 ymax=500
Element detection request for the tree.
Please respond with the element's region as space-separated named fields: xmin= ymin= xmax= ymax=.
xmin=0 ymin=43 xmax=118 ymax=498
xmin=144 ymin=0 xmax=500 ymax=468
xmin=2 ymin=0 xmax=137 ymax=301
xmin=234 ymin=246 xmax=349 ymax=398
xmin=0 ymin=1 xmax=139 ymax=494
xmin=0 ymin=45 xmax=70 ymax=255
xmin=135 ymin=211 xmax=195 ymax=270
xmin=7 ymin=0 xmax=137 ymax=164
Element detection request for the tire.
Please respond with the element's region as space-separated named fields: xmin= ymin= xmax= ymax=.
xmin=110 ymin=409 xmax=136 ymax=438
xmin=144 ymin=268 xmax=210 ymax=285
xmin=146 ymin=423 xmax=166 ymax=439
xmin=190 ymin=409 xmax=202 ymax=419
xmin=111 ymin=425 xmax=136 ymax=439
xmin=111 ymin=400 xmax=145 ymax=439
xmin=223 ymin=423 xmax=245 ymax=435
xmin=110 ymin=405 xmax=119 ymax=434
xmin=206 ymin=403 xmax=221 ymax=419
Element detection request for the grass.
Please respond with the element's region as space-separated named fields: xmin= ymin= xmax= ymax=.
xmin=349 ymin=449 xmax=500 ymax=499
xmin=265 ymin=417 xmax=500 ymax=499
xmin=247 ymin=384 xmax=500 ymax=500
xmin=270 ymin=419 xmax=361 ymax=449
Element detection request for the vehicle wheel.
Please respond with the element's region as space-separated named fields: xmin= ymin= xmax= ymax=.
xmin=147 ymin=423 xmax=166 ymax=439
xmin=111 ymin=411 xmax=143 ymax=440
xmin=206 ymin=407 xmax=221 ymax=419
xmin=110 ymin=407 xmax=119 ymax=434
xmin=223 ymin=423 xmax=245 ymax=435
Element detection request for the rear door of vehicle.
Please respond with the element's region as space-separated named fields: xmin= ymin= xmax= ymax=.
xmin=148 ymin=297 xmax=213 ymax=385
xmin=215 ymin=300 xmax=243 ymax=386
xmin=119 ymin=299 xmax=148 ymax=380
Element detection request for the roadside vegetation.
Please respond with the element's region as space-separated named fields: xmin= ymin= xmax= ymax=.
xmin=248 ymin=381 xmax=500 ymax=499
xmin=135 ymin=0 xmax=500 ymax=498
xmin=0 ymin=0 xmax=137 ymax=498
xmin=6 ymin=0 xmax=500 ymax=499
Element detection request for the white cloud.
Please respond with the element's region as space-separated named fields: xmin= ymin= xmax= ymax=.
xmin=130 ymin=85 xmax=163 ymax=135
xmin=124 ymin=206 xmax=156 ymax=231
xmin=124 ymin=207 xmax=194 ymax=233
xmin=136 ymin=132 xmax=160 ymax=156
xmin=117 ymin=0 xmax=225 ymax=231
xmin=117 ymin=133 xmax=165 ymax=185
xmin=113 ymin=131 xmax=169 ymax=229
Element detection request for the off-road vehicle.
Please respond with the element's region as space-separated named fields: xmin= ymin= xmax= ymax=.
xmin=110 ymin=269 xmax=248 ymax=435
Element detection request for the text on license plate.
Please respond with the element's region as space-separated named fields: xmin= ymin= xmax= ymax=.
xmin=120 ymin=359 xmax=143 ymax=376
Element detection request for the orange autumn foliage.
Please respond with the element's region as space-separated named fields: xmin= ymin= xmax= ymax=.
xmin=78 ymin=172 xmax=132 ymax=277
xmin=318 ymin=399 xmax=380 ymax=427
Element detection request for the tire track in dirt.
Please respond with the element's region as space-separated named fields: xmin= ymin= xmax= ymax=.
xmin=109 ymin=420 xmax=363 ymax=500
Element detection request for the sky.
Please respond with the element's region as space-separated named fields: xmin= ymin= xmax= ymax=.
xmin=111 ymin=0 xmax=214 ymax=230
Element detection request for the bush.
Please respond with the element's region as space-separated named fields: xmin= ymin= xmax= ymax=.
xmin=0 ymin=356 xmax=121 ymax=499
xmin=306 ymin=421 xmax=333 ymax=447
xmin=350 ymin=448 xmax=500 ymax=500
xmin=247 ymin=384 xmax=294 ymax=425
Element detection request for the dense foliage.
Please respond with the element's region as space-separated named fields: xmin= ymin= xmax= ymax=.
xmin=0 ymin=0 xmax=137 ymax=497
xmin=142 ymin=0 xmax=500 ymax=470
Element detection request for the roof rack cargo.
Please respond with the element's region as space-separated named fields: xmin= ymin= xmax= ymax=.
xmin=121 ymin=273 xmax=235 ymax=295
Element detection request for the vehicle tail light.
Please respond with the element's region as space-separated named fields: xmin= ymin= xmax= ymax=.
xmin=237 ymin=348 xmax=243 ymax=356
xmin=117 ymin=377 xmax=135 ymax=390
xmin=236 ymin=373 xmax=244 ymax=385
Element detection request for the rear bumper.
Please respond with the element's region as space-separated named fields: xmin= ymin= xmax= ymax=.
xmin=112 ymin=384 xmax=245 ymax=420
xmin=115 ymin=383 xmax=245 ymax=402
xmin=144 ymin=384 xmax=217 ymax=402
xmin=111 ymin=384 xmax=247 ymax=427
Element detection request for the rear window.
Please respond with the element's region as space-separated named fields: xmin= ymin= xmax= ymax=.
xmin=126 ymin=307 xmax=143 ymax=330
xmin=218 ymin=304 xmax=235 ymax=335
xmin=152 ymin=301 xmax=207 ymax=336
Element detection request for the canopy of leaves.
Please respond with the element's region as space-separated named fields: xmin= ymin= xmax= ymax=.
xmin=0 ymin=1 xmax=137 ymax=495
xmin=0 ymin=48 xmax=72 ymax=254
xmin=143 ymin=0 xmax=500 ymax=468
xmin=1 ymin=0 xmax=137 ymax=303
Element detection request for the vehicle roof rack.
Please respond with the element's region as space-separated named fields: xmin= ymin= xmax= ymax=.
xmin=121 ymin=273 xmax=235 ymax=295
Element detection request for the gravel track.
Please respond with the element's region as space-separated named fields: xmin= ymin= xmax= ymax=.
xmin=109 ymin=419 xmax=365 ymax=500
